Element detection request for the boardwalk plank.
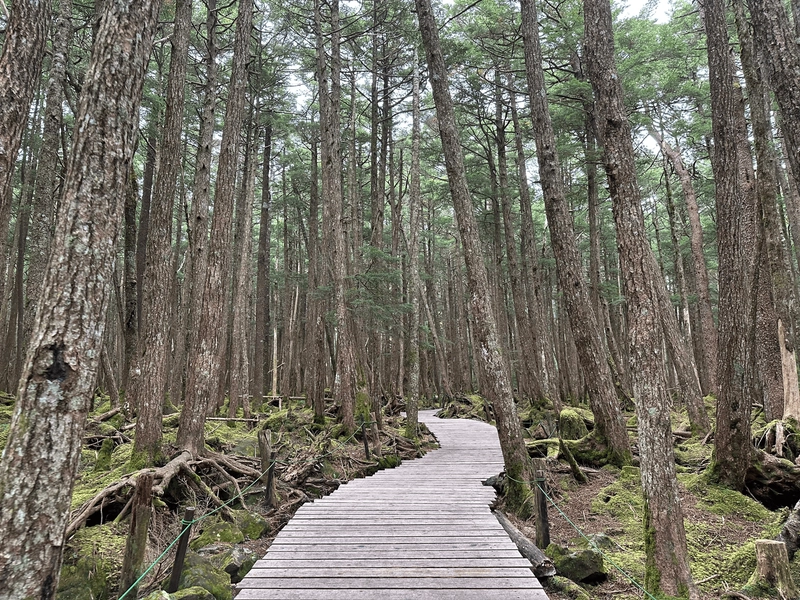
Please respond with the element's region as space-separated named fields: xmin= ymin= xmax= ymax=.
xmin=234 ymin=410 xmax=548 ymax=599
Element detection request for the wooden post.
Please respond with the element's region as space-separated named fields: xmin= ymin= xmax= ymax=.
xmin=259 ymin=429 xmax=277 ymax=508
xmin=534 ymin=469 xmax=550 ymax=550
xmin=750 ymin=539 xmax=799 ymax=598
xmin=118 ymin=472 xmax=154 ymax=598
xmin=166 ymin=506 xmax=195 ymax=593
xmin=362 ymin=421 xmax=370 ymax=460
xmin=370 ymin=411 xmax=382 ymax=458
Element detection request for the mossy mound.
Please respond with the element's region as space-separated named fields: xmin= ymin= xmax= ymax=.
xmin=544 ymin=575 xmax=592 ymax=600
xmin=231 ymin=509 xmax=269 ymax=540
xmin=437 ymin=394 xmax=491 ymax=422
xmin=57 ymin=523 xmax=127 ymax=599
xmin=172 ymin=551 xmax=232 ymax=600
xmin=190 ymin=518 xmax=245 ymax=550
xmin=559 ymin=409 xmax=589 ymax=440
xmin=172 ymin=586 xmax=216 ymax=600
xmin=546 ymin=542 xmax=607 ymax=583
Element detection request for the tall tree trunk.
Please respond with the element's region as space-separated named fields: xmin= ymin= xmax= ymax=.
xmin=507 ymin=77 xmax=555 ymax=400
xmin=416 ymin=0 xmax=533 ymax=513
xmin=230 ymin=120 xmax=257 ymax=420
xmin=25 ymin=0 xmax=73 ymax=344
xmin=132 ymin=0 xmax=191 ymax=466
xmin=405 ymin=51 xmax=422 ymax=437
xmin=0 ymin=1 xmax=161 ymax=595
xmin=179 ymin=0 xmax=253 ymax=454
xmin=319 ymin=0 xmax=356 ymax=433
xmin=253 ymin=123 xmax=272 ymax=407
xmin=702 ymin=0 xmax=760 ymax=491
xmin=648 ymin=126 xmax=718 ymax=394
xmin=734 ymin=0 xmax=800 ymax=421
xmin=123 ymin=169 xmax=139 ymax=395
xmin=0 ymin=0 xmax=51 ymax=318
xmin=583 ymin=0 xmax=697 ymax=594
xmin=496 ymin=70 xmax=544 ymax=403
xmin=746 ymin=0 xmax=800 ymax=191
xmin=182 ymin=0 xmax=218 ymax=407
xmin=520 ymin=0 xmax=630 ymax=463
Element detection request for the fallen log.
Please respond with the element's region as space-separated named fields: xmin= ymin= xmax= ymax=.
xmin=494 ymin=509 xmax=556 ymax=579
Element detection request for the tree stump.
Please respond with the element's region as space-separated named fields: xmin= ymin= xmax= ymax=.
xmin=118 ymin=472 xmax=154 ymax=598
xmin=748 ymin=539 xmax=799 ymax=599
xmin=259 ymin=429 xmax=278 ymax=509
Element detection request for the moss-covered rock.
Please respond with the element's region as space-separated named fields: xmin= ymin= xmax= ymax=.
xmin=172 ymin=586 xmax=216 ymax=600
xmin=560 ymin=409 xmax=589 ymax=441
xmin=142 ymin=591 xmax=171 ymax=600
xmin=173 ymin=551 xmax=232 ymax=600
xmin=94 ymin=438 xmax=114 ymax=472
xmin=190 ymin=518 xmax=245 ymax=550
xmin=232 ymin=509 xmax=269 ymax=540
xmin=57 ymin=523 xmax=127 ymax=600
xmin=544 ymin=575 xmax=592 ymax=600
xmin=546 ymin=543 xmax=606 ymax=583
xmin=216 ymin=546 xmax=258 ymax=583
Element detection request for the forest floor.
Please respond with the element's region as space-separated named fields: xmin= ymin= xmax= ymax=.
xmin=442 ymin=393 xmax=800 ymax=600
xmin=0 ymin=392 xmax=439 ymax=599
xmin=2 ymin=390 xmax=799 ymax=599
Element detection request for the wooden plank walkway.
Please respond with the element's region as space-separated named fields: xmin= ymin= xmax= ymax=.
xmin=235 ymin=409 xmax=549 ymax=599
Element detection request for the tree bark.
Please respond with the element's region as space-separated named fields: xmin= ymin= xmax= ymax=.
xmin=253 ymin=123 xmax=273 ymax=408
xmin=25 ymin=0 xmax=73 ymax=345
xmin=319 ymin=0 xmax=356 ymax=433
xmin=416 ymin=0 xmax=533 ymax=512
xmin=179 ymin=0 xmax=254 ymax=454
xmin=583 ymin=0 xmax=697 ymax=594
xmin=405 ymin=51 xmax=422 ymax=437
xmin=0 ymin=0 xmax=51 ymax=317
xmin=746 ymin=0 xmax=800 ymax=193
xmin=132 ymin=0 xmax=192 ymax=466
xmin=181 ymin=0 xmax=218 ymax=408
xmin=520 ymin=0 xmax=630 ymax=463
xmin=647 ymin=127 xmax=718 ymax=396
xmin=702 ymin=0 xmax=760 ymax=491
xmin=0 ymin=1 xmax=161 ymax=595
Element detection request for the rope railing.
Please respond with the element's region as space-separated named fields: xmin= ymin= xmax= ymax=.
xmin=118 ymin=422 xmax=373 ymax=599
xmin=505 ymin=472 xmax=658 ymax=600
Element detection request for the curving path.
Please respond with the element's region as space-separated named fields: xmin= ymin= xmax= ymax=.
xmin=235 ymin=409 xmax=549 ymax=599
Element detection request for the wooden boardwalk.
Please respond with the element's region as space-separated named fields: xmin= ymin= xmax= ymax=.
xmin=235 ymin=410 xmax=549 ymax=599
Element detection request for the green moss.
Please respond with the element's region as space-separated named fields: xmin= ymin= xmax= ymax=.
xmin=173 ymin=551 xmax=232 ymax=600
xmin=172 ymin=587 xmax=215 ymax=600
xmin=71 ymin=443 xmax=134 ymax=509
xmin=679 ymin=473 xmax=775 ymax=522
xmin=190 ymin=518 xmax=245 ymax=550
xmin=231 ymin=509 xmax=269 ymax=540
xmin=544 ymin=576 xmax=592 ymax=600
xmin=673 ymin=440 xmax=712 ymax=468
xmin=560 ymin=409 xmax=589 ymax=440
xmin=94 ymin=438 xmax=114 ymax=472
xmin=57 ymin=523 xmax=127 ymax=600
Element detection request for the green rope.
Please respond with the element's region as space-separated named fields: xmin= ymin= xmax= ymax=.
xmin=503 ymin=471 xmax=657 ymax=600
xmin=532 ymin=478 xmax=658 ymax=600
xmin=117 ymin=519 xmax=193 ymax=599
xmin=117 ymin=421 xmax=372 ymax=598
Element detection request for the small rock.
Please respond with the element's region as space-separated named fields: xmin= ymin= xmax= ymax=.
xmin=584 ymin=533 xmax=614 ymax=550
xmin=141 ymin=592 xmax=171 ymax=600
xmin=232 ymin=509 xmax=269 ymax=540
xmin=172 ymin=586 xmax=215 ymax=600
xmin=174 ymin=551 xmax=233 ymax=600
xmin=190 ymin=519 xmax=244 ymax=551
xmin=220 ymin=546 xmax=258 ymax=583
xmin=546 ymin=542 xmax=607 ymax=583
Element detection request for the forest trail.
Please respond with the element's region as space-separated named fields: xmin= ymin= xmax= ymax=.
xmin=234 ymin=409 xmax=549 ymax=599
